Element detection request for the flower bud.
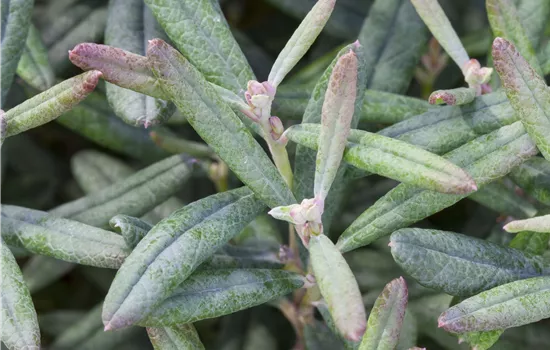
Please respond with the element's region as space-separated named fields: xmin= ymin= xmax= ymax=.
xmin=269 ymin=116 xmax=284 ymax=140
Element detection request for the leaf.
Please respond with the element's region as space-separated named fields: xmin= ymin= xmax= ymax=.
xmin=144 ymin=0 xmax=254 ymax=94
xmin=504 ymin=214 xmax=550 ymax=233
xmin=287 ymin=124 xmax=477 ymax=195
xmin=4 ymin=71 xmax=102 ymax=138
xmin=429 ymin=88 xmax=476 ymax=106
xmin=304 ymin=319 xmax=346 ymax=350
xmin=359 ymin=277 xmax=408 ymax=350
xmin=508 ymin=231 xmax=550 ymax=255
xmin=0 ymin=238 xmax=41 ymax=350
xmin=57 ymin=92 xmax=170 ymax=162
xmin=358 ymin=0 xmax=428 ymax=93
xmin=468 ymin=180 xmax=537 ymax=218
xmin=147 ymin=39 xmax=295 ymax=208
xmin=109 ymin=215 xmax=152 ymax=250
xmin=362 ymin=90 xmax=432 ymax=124
xmin=397 ymin=310 xmax=418 ymax=350
xmin=149 ymin=129 xmax=215 ymax=159
xmin=314 ymin=50 xmax=357 ymax=201
xmin=487 ymin=0 xmax=542 ymax=75
xmin=140 ymin=269 xmax=304 ymax=326
xmin=38 ymin=310 xmax=86 ymax=337
xmin=16 ymin=24 xmax=55 ymax=91
xmin=1 ymin=0 xmax=34 ymax=106
xmin=50 ymin=154 xmax=191 ymax=227
xmin=147 ymin=325 xmax=205 ymax=350
xmin=309 ymin=234 xmax=366 ymax=341
xmin=268 ymin=0 xmax=335 ymax=87
xmin=410 ymin=0 xmax=469 ymax=70
xmin=22 ymin=255 xmax=75 ymax=293
xmin=337 ymin=121 xmax=537 ymax=252
xmin=510 ymin=157 xmax=550 ymax=206
xmin=102 ymin=187 xmax=266 ymax=330
xmin=1 ymin=205 xmax=128 ymax=269
xmin=456 ymin=330 xmax=504 ymax=350
xmin=102 ymin=0 xmax=174 ymax=126
xmin=439 ymin=276 xmax=550 ymax=332
xmin=47 ymin=6 xmax=108 ymax=73
xmin=493 ymin=38 xmax=550 ymax=161
xmin=389 ymin=228 xmax=549 ymax=296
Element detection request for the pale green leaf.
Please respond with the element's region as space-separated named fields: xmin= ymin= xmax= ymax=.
xmin=504 ymin=214 xmax=550 ymax=233
xmin=337 ymin=121 xmax=537 ymax=252
xmin=144 ymin=0 xmax=254 ymax=94
xmin=468 ymin=180 xmax=537 ymax=218
xmin=510 ymin=157 xmax=550 ymax=206
xmin=268 ymin=0 xmax=336 ymax=87
xmin=140 ymin=269 xmax=304 ymax=326
xmin=359 ymin=277 xmax=408 ymax=350
xmin=389 ymin=228 xmax=549 ymax=296
xmin=509 ymin=231 xmax=550 ymax=255
xmin=16 ymin=24 xmax=55 ymax=91
xmin=439 ymin=276 xmax=550 ymax=332
xmin=310 ymin=234 xmax=366 ymax=341
xmin=149 ymin=129 xmax=215 ymax=159
xmin=147 ymin=325 xmax=205 ymax=350
xmin=102 ymin=187 xmax=266 ymax=330
xmin=0 ymin=238 xmax=41 ymax=350
xmin=456 ymin=330 xmax=504 ymax=350
xmin=110 ymin=215 xmax=152 ymax=249
xmin=429 ymin=88 xmax=476 ymax=106
xmin=4 ymin=71 xmax=102 ymax=138
xmin=147 ymin=39 xmax=295 ymax=208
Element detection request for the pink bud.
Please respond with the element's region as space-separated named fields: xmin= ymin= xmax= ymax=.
xmin=247 ymin=80 xmax=267 ymax=95
xmin=269 ymin=116 xmax=284 ymax=140
xmin=262 ymin=81 xmax=276 ymax=97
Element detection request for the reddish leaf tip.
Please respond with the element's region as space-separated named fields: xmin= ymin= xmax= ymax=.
xmin=437 ymin=316 xmax=446 ymax=328
xmin=346 ymin=323 xmax=367 ymax=342
xmin=492 ymin=37 xmax=510 ymax=52
xmin=104 ymin=323 xmax=113 ymax=332
xmin=428 ymin=91 xmax=457 ymax=105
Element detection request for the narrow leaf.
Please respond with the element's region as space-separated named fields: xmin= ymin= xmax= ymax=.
xmin=149 ymin=129 xmax=215 ymax=159
xmin=493 ymin=37 xmax=550 ymax=160
xmin=314 ymin=50 xmax=357 ymax=201
xmin=144 ymin=0 xmax=254 ymax=94
xmin=456 ymin=330 xmax=503 ymax=350
xmin=147 ymin=325 xmax=205 ymax=350
xmin=16 ymin=24 xmax=55 ymax=91
xmin=504 ymin=214 xmax=550 ymax=233
xmin=22 ymin=255 xmax=74 ymax=294
xmin=359 ymin=277 xmax=408 ymax=350
xmin=389 ymin=228 xmax=549 ymax=296
xmin=1 ymin=205 xmax=128 ymax=269
xmin=268 ymin=0 xmax=336 ymax=87
xmin=509 ymin=231 xmax=550 ymax=255
xmin=439 ymin=276 xmax=550 ymax=332
xmin=429 ymin=88 xmax=476 ymax=106
xmin=0 ymin=238 xmax=41 ymax=350
xmin=1 ymin=0 xmax=34 ymax=105
xmin=337 ymin=121 xmax=537 ymax=252
xmin=510 ymin=157 xmax=550 ymax=206
xmin=49 ymin=154 xmax=191 ymax=227
xmin=140 ymin=269 xmax=304 ymax=326
xmin=304 ymin=318 xmax=346 ymax=350
xmin=4 ymin=71 xmax=102 ymax=138
xmin=487 ymin=0 xmax=542 ymax=75
xmin=110 ymin=215 xmax=152 ymax=249
xmin=468 ymin=180 xmax=537 ymax=218
xmin=287 ymin=124 xmax=477 ymax=195
xmin=309 ymin=234 xmax=366 ymax=341
xmin=102 ymin=187 xmax=266 ymax=330
xmin=147 ymin=39 xmax=295 ymax=208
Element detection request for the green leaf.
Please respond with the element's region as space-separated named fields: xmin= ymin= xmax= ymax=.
xmin=16 ymin=24 xmax=55 ymax=91
xmin=410 ymin=0 xmax=468 ymax=70
xmin=57 ymin=92 xmax=170 ymax=162
xmin=337 ymin=121 xmax=537 ymax=252
xmin=493 ymin=38 xmax=550 ymax=161
xmin=468 ymin=180 xmax=537 ymax=218
xmin=304 ymin=319 xmax=346 ymax=350
xmin=361 ymin=90 xmax=432 ymax=124
xmin=102 ymin=187 xmax=266 ymax=330
xmin=456 ymin=330 xmax=504 ymax=350
xmin=439 ymin=276 xmax=550 ymax=332
xmin=109 ymin=215 xmax=152 ymax=250
xmin=359 ymin=277 xmax=408 ymax=350
xmin=140 ymin=269 xmax=304 ymax=326
xmin=429 ymin=88 xmax=477 ymax=106
xmin=509 ymin=231 xmax=550 ymax=255
xmin=2 ymin=205 xmax=128 ymax=268
xmin=4 ymin=71 xmax=102 ymax=138
xmin=268 ymin=0 xmax=335 ymax=87
xmin=358 ymin=0 xmax=428 ymax=94
xmin=149 ymin=129 xmax=215 ymax=159
xmin=0 ymin=238 xmax=41 ymax=350
xmin=397 ymin=310 xmax=418 ymax=350
xmin=50 ymin=154 xmax=191 ymax=227
xmin=287 ymin=124 xmax=477 ymax=195
xmin=1 ymin=0 xmax=34 ymax=106
xmin=504 ymin=214 xmax=550 ymax=233
xmin=22 ymin=255 xmax=75 ymax=293
xmin=101 ymin=0 xmax=172 ymax=126
xmin=315 ymin=50 xmax=357 ymax=201
xmin=147 ymin=39 xmax=295 ymax=208
xmin=147 ymin=325 xmax=204 ymax=350
xmin=510 ymin=157 xmax=550 ymax=206
xmin=487 ymin=0 xmax=542 ymax=75
xmin=516 ymin=0 xmax=550 ymax=51
xmin=310 ymin=234 xmax=366 ymax=341
xmin=389 ymin=228 xmax=549 ymax=296
xmin=144 ymin=0 xmax=254 ymax=94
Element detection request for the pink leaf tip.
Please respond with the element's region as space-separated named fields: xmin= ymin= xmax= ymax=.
xmin=104 ymin=323 xmax=113 ymax=332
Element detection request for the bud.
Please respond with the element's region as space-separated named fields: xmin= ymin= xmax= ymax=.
xmin=269 ymin=116 xmax=284 ymax=140
xmin=464 ymin=59 xmax=493 ymax=88
xmin=247 ymin=80 xmax=267 ymax=95
xmin=244 ymin=80 xmax=275 ymax=116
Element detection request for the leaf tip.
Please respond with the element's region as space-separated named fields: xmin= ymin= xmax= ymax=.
xmin=104 ymin=322 xmax=113 ymax=332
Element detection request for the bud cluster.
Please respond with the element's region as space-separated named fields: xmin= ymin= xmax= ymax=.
xmin=242 ymin=80 xmax=285 ymax=142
